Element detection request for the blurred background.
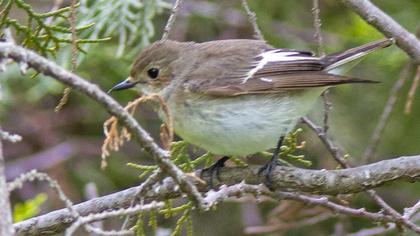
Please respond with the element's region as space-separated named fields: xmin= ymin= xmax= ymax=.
xmin=2 ymin=0 xmax=420 ymax=235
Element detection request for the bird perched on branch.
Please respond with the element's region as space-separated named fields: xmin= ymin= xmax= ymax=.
xmin=109 ymin=38 xmax=393 ymax=186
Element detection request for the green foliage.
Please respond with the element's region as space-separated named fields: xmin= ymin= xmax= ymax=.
xmin=148 ymin=209 xmax=158 ymax=233
xmin=128 ymin=141 xmax=215 ymax=179
xmin=258 ymin=128 xmax=312 ymax=167
xmin=170 ymin=208 xmax=192 ymax=236
xmin=13 ymin=193 xmax=47 ymax=222
xmin=0 ymin=0 xmax=107 ymax=56
xmin=134 ymin=212 xmax=146 ymax=236
xmin=75 ymin=0 xmax=171 ymax=58
xmin=133 ymin=201 xmax=194 ymax=235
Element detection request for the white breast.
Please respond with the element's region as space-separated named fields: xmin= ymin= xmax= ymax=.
xmin=168 ymin=89 xmax=323 ymax=156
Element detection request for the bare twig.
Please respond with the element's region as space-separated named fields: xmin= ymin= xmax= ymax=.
xmin=332 ymin=6 xmax=420 ymax=227
xmin=65 ymin=201 xmax=164 ymax=236
xmin=365 ymin=190 xmax=420 ymax=234
xmin=0 ymin=127 xmax=14 ymax=236
xmin=345 ymin=223 xmax=396 ymax=236
xmin=55 ymin=0 xmax=78 ymax=111
xmin=7 ymin=170 xmax=79 ymax=218
xmin=206 ymin=183 xmax=395 ymax=222
xmin=347 ymin=213 xmax=420 ymax=236
xmin=161 ymin=0 xmax=183 ymax=40
xmin=274 ymin=191 xmax=393 ymax=222
xmin=405 ymin=200 xmax=420 ymax=220
xmin=362 ymin=62 xmax=414 ymax=163
xmin=311 ymin=0 xmax=325 ymax=56
xmin=241 ymin=0 xmax=264 ymax=40
xmin=311 ymin=0 xmax=331 ymax=134
xmin=302 ymin=117 xmax=347 ymax=167
xmin=245 ymin=212 xmax=333 ymax=234
xmin=341 ymin=0 xmax=420 ymax=63
xmin=0 ymin=43 xmax=207 ymax=209
xmin=404 ymin=65 xmax=420 ymax=114
xmin=302 ymin=117 xmax=420 ymax=233
xmin=321 ymin=89 xmax=332 ymax=133
xmin=120 ymin=169 xmax=163 ymax=230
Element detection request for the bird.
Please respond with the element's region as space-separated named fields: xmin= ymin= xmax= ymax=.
xmin=109 ymin=38 xmax=393 ymax=185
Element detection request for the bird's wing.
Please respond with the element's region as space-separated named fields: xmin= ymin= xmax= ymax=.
xmin=185 ymin=48 xmax=375 ymax=96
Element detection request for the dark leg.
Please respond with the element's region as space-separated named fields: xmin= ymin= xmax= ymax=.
xmin=200 ymin=156 xmax=230 ymax=189
xmin=258 ymin=136 xmax=284 ymax=190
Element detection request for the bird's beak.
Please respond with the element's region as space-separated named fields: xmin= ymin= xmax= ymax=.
xmin=108 ymin=78 xmax=137 ymax=94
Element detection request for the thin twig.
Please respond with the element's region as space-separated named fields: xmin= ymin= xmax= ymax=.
xmin=311 ymin=0 xmax=325 ymax=56
xmin=244 ymin=213 xmax=334 ymax=234
xmin=55 ymin=0 xmax=77 ymax=112
xmin=120 ymin=169 xmax=163 ymax=230
xmin=66 ymin=202 xmax=164 ymax=236
xmin=404 ymin=65 xmax=420 ymax=114
xmin=341 ymin=0 xmax=420 ymax=63
xmin=302 ymin=117 xmax=420 ymax=233
xmin=161 ymin=0 xmax=183 ymax=41
xmin=362 ymin=62 xmax=413 ymax=163
xmin=7 ymin=170 xmax=79 ymax=218
xmin=302 ymin=117 xmax=348 ymax=167
xmin=205 ymin=183 xmax=395 ymax=223
xmin=0 ymin=126 xmax=15 ymax=236
xmin=345 ymin=223 xmax=395 ymax=236
xmin=366 ymin=190 xmax=420 ymax=234
xmin=405 ymin=200 xmax=420 ymax=220
xmin=321 ymin=90 xmax=332 ymax=133
xmin=241 ymin=0 xmax=264 ymax=40
xmin=311 ymin=0 xmax=331 ymax=133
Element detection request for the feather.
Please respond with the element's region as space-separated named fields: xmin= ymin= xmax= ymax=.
xmin=184 ymin=38 xmax=393 ymax=96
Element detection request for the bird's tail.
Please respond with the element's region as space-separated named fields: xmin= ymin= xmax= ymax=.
xmin=323 ymin=38 xmax=394 ymax=71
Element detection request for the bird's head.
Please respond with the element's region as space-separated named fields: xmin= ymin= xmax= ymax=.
xmin=108 ymin=40 xmax=194 ymax=95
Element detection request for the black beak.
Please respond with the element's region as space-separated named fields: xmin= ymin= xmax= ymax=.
xmin=108 ymin=79 xmax=136 ymax=94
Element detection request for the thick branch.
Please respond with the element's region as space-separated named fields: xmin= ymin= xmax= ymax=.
xmin=341 ymin=0 xmax=420 ymax=63
xmin=14 ymin=155 xmax=420 ymax=235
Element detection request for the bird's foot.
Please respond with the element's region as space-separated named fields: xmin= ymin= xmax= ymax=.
xmin=258 ymin=136 xmax=284 ymax=191
xmin=200 ymin=156 xmax=229 ymax=189
xmin=258 ymin=156 xmax=279 ymax=191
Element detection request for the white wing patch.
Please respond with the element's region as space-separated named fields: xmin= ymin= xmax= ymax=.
xmin=259 ymin=77 xmax=273 ymax=82
xmin=242 ymin=50 xmax=318 ymax=83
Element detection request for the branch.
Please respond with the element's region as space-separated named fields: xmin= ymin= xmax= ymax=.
xmin=65 ymin=201 xmax=164 ymax=236
xmin=302 ymin=117 xmax=347 ymax=167
xmin=303 ymin=117 xmax=420 ymax=233
xmin=14 ymin=155 xmax=420 ymax=235
xmin=0 ymin=128 xmax=14 ymax=236
xmin=241 ymin=0 xmax=264 ymax=40
xmin=161 ymin=0 xmax=183 ymax=40
xmin=341 ymin=0 xmax=420 ymax=63
xmin=0 ymin=42 xmax=206 ymax=208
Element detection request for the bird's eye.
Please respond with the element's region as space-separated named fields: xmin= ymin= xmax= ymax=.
xmin=147 ymin=68 xmax=159 ymax=79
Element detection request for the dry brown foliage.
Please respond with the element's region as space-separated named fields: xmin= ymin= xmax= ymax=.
xmin=101 ymin=94 xmax=173 ymax=169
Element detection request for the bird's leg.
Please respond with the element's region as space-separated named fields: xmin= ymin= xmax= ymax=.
xmin=200 ymin=156 xmax=230 ymax=189
xmin=258 ymin=136 xmax=284 ymax=190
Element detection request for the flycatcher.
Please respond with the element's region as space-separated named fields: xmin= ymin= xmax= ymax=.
xmin=109 ymin=38 xmax=392 ymax=178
